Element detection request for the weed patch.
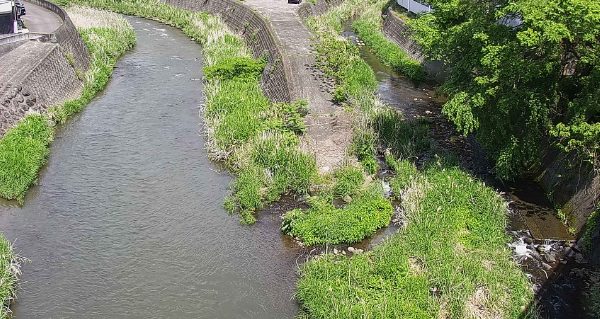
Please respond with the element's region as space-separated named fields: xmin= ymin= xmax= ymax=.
xmin=282 ymin=185 xmax=393 ymax=245
xmin=297 ymin=162 xmax=532 ymax=318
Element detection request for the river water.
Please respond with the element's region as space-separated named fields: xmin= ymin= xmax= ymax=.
xmin=0 ymin=18 xmax=300 ymax=318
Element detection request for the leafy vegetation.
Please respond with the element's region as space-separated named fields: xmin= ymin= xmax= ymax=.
xmin=297 ymin=161 xmax=532 ymax=318
xmin=282 ymin=185 xmax=393 ymax=245
xmin=0 ymin=7 xmax=135 ymax=202
xmin=333 ymin=165 xmax=365 ymax=199
xmin=350 ymin=0 xmax=424 ymax=81
xmin=410 ymin=0 xmax=600 ymax=178
xmin=62 ymin=0 xmax=317 ymax=223
xmin=385 ymin=153 xmax=418 ymax=199
xmin=0 ymin=237 xmax=17 ymax=319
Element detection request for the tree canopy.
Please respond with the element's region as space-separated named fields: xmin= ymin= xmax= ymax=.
xmin=410 ymin=0 xmax=600 ymax=178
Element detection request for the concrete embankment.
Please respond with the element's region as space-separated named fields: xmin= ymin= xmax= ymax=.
xmin=0 ymin=0 xmax=90 ymax=136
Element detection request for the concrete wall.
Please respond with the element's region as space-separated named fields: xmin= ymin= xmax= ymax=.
xmin=382 ymin=7 xmax=445 ymax=82
xmin=0 ymin=0 xmax=89 ymax=137
xmin=538 ymin=151 xmax=599 ymax=233
xmin=162 ymin=0 xmax=293 ymax=103
xmin=298 ymin=0 xmax=344 ymax=19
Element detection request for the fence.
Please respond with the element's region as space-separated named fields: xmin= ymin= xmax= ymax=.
xmin=396 ymin=0 xmax=432 ymax=14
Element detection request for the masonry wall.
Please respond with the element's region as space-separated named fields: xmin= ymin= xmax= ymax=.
xmin=0 ymin=0 xmax=89 ymax=137
xmin=162 ymin=0 xmax=293 ymax=103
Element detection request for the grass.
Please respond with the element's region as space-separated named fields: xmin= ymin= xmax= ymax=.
xmin=61 ymin=0 xmax=317 ymax=223
xmin=0 ymin=7 xmax=135 ymax=202
xmin=282 ymin=185 xmax=393 ymax=246
xmin=297 ymin=161 xmax=532 ymax=318
xmin=350 ymin=1 xmax=424 ymax=82
xmin=0 ymin=230 xmax=18 ymax=319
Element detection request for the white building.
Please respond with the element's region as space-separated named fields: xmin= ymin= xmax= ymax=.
xmin=397 ymin=0 xmax=432 ymax=14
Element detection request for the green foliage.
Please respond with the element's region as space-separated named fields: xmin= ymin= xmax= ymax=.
xmin=282 ymin=185 xmax=393 ymax=245
xmin=0 ymin=115 xmax=53 ymax=202
xmin=350 ymin=128 xmax=379 ymax=174
xmin=385 ymin=153 xmax=418 ymax=198
xmin=332 ymin=165 xmax=364 ymax=199
xmin=410 ymin=0 xmax=600 ymax=178
xmin=309 ymin=24 xmax=377 ymax=103
xmin=297 ymin=163 xmax=532 ymax=318
xmin=0 ymin=236 xmax=16 ymax=319
xmin=204 ymin=56 xmax=265 ymax=81
xmin=581 ymin=209 xmax=600 ymax=255
xmin=351 ymin=5 xmax=424 ymax=82
xmin=374 ymin=109 xmax=430 ymax=159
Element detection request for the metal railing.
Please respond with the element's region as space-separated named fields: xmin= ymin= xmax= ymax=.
xmin=397 ymin=0 xmax=432 ymax=14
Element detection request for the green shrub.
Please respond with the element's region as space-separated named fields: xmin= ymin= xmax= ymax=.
xmin=385 ymin=154 xmax=418 ymax=197
xmin=374 ymin=109 xmax=430 ymax=159
xmin=0 ymin=115 xmax=53 ymax=202
xmin=297 ymin=164 xmax=532 ymax=318
xmin=204 ymin=56 xmax=265 ymax=81
xmin=353 ymin=15 xmax=424 ymax=82
xmin=282 ymin=186 xmax=393 ymax=245
xmin=0 ymin=236 xmax=16 ymax=319
xmin=333 ymin=165 xmax=364 ymax=198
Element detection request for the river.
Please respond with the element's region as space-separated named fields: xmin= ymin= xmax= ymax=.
xmin=0 ymin=18 xmax=300 ymax=318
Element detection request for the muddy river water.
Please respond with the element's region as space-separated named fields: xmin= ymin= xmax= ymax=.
xmin=0 ymin=18 xmax=300 ymax=318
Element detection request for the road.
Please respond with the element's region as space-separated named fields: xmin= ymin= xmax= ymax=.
xmin=22 ymin=1 xmax=62 ymax=33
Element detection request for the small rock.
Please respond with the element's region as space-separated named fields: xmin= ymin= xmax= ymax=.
xmin=541 ymin=262 xmax=552 ymax=271
xmin=523 ymin=237 xmax=533 ymax=245
xmin=342 ymin=195 xmax=352 ymax=203
xmin=347 ymin=246 xmax=355 ymax=253
xmin=333 ymin=248 xmax=339 ymax=255
xmin=544 ymin=253 xmax=557 ymax=264
xmin=536 ymin=245 xmax=547 ymax=253
xmin=354 ymin=248 xmax=364 ymax=254
xmin=575 ymin=253 xmax=587 ymax=264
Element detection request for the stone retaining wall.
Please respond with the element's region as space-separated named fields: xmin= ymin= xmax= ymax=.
xmin=538 ymin=151 xmax=599 ymax=233
xmin=298 ymin=0 xmax=344 ymax=19
xmin=382 ymin=7 xmax=445 ymax=81
xmin=162 ymin=0 xmax=293 ymax=103
xmin=0 ymin=0 xmax=89 ymax=137
xmin=25 ymin=0 xmax=90 ymax=70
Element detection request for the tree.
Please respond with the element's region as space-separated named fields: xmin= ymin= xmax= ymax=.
xmin=410 ymin=0 xmax=600 ymax=178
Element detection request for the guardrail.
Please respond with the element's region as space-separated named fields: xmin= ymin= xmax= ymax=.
xmin=397 ymin=0 xmax=432 ymax=14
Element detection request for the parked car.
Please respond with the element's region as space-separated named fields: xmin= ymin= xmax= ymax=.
xmin=288 ymin=0 xmax=302 ymax=4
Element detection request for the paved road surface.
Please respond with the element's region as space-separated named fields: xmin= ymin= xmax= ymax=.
xmin=22 ymin=1 xmax=62 ymax=33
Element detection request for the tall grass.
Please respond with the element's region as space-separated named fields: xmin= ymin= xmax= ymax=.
xmin=282 ymin=184 xmax=393 ymax=246
xmin=296 ymin=1 xmax=534 ymax=317
xmin=350 ymin=0 xmax=424 ymax=82
xmin=0 ymin=7 xmax=135 ymax=202
xmin=0 ymin=236 xmax=18 ymax=319
xmin=297 ymin=160 xmax=532 ymax=318
xmin=61 ymin=0 xmax=317 ymax=223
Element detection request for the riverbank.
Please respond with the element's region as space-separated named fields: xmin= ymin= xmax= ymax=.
xmin=58 ymin=0 xmax=318 ymax=224
xmin=0 ymin=5 xmax=135 ymax=203
xmin=294 ymin=1 xmax=534 ymax=317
